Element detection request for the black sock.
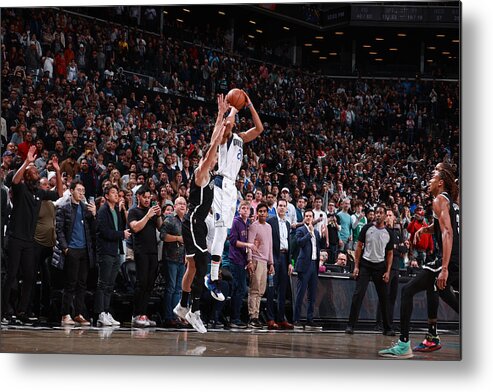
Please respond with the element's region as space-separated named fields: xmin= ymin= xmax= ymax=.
xmin=400 ymin=334 xmax=409 ymax=343
xmin=428 ymin=322 xmax=437 ymax=336
xmin=191 ymin=298 xmax=200 ymax=313
xmin=180 ymin=291 xmax=190 ymax=308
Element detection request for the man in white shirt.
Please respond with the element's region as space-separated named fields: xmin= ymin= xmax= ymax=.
xmin=313 ymin=196 xmax=328 ymax=246
xmin=280 ymin=187 xmax=297 ymax=231
xmin=293 ymin=209 xmax=324 ymax=330
xmin=266 ymin=198 xmax=294 ymax=330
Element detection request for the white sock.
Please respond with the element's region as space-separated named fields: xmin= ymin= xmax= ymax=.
xmin=211 ymin=260 xmax=220 ymax=281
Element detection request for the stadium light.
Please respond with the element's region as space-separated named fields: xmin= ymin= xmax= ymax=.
xmin=283 ymin=26 xmax=290 ymax=31
xmin=218 ymin=11 xmax=226 ymax=16
xmin=249 ymin=20 xmax=256 ymax=25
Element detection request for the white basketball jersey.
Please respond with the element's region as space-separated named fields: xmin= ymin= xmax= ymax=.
xmin=217 ymin=133 xmax=243 ymax=180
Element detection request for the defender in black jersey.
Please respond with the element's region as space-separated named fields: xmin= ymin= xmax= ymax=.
xmin=172 ymin=94 xmax=229 ymax=333
xmin=379 ymin=162 xmax=460 ymax=359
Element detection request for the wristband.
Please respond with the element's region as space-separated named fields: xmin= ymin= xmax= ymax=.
xmin=245 ymin=103 xmax=253 ymax=109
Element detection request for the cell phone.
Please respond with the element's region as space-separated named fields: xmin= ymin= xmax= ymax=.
xmin=151 ymin=201 xmax=157 ymax=207
xmin=88 ymin=196 xmax=95 ymax=204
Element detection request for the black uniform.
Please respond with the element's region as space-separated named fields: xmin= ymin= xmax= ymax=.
xmin=399 ymin=191 xmax=460 ymax=341
xmin=425 ymin=192 xmax=460 ymax=274
xmin=181 ymin=171 xmax=215 ymax=312
xmin=182 ymin=172 xmax=214 ymax=257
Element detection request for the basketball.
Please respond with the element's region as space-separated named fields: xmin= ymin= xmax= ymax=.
xmin=226 ymin=88 xmax=246 ymax=110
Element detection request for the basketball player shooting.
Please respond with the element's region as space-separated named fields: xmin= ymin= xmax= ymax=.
xmin=205 ymin=90 xmax=264 ymax=300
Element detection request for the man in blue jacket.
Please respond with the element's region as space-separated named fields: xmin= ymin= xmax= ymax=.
xmin=293 ymin=209 xmax=324 ymax=330
xmin=56 ymin=180 xmax=97 ymax=326
xmin=95 ymin=184 xmax=131 ymax=326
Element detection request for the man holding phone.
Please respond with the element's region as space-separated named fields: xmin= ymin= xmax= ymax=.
xmin=293 ymin=209 xmax=324 ymax=330
xmin=128 ymin=185 xmax=162 ymax=327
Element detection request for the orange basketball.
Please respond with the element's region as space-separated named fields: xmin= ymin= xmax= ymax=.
xmin=226 ymin=88 xmax=246 ymax=110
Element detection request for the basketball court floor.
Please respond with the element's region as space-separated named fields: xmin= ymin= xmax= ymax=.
xmin=0 ymin=325 xmax=460 ymax=360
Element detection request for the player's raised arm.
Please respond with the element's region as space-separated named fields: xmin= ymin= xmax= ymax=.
xmin=238 ymin=90 xmax=264 ymax=143
xmin=195 ymin=96 xmax=229 ymax=185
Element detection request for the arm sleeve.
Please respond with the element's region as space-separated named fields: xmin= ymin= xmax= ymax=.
xmin=229 ymin=220 xmax=240 ymax=247
xmin=247 ymin=222 xmax=257 ymax=245
xmin=55 ymin=205 xmax=68 ymax=250
xmin=385 ymin=228 xmax=395 ymax=251
xmin=268 ymin=225 xmax=274 ymax=264
xmin=358 ymin=223 xmax=371 ymax=243
xmin=159 ymin=217 xmax=174 ymax=240
xmin=97 ymin=209 xmax=123 ymax=241
xmin=39 ymin=188 xmax=59 ymax=202
xmin=127 ymin=208 xmax=138 ymax=232
xmin=296 ymin=227 xmax=311 ymax=247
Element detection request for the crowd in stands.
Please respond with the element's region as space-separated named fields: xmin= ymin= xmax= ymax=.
xmin=1 ymin=7 xmax=459 ymax=328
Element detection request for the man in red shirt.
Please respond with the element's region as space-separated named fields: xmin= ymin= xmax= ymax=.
xmin=16 ymin=131 xmax=35 ymax=162
xmin=407 ymin=205 xmax=434 ymax=266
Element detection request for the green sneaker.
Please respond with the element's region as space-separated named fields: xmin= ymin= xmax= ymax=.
xmin=378 ymin=340 xmax=413 ymax=359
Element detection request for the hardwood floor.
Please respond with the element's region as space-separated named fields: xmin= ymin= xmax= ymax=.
xmin=0 ymin=326 xmax=460 ymax=360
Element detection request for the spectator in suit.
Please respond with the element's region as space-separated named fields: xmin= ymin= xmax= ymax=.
xmin=293 ymin=209 xmax=324 ymax=330
xmin=266 ymin=198 xmax=294 ymax=330
xmin=56 ymin=180 xmax=97 ymax=326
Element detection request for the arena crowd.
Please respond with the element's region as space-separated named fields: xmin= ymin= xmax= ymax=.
xmin=1 ymin=7 xmax=459 ymax=329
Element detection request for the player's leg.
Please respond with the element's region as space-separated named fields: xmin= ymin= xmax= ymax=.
xmin=379 ymin=269 xmax=435 ymax=358
xmin=346 ymin=263 xmax=371 ymax=333
xmin=186 ymin=251 xmax=208 ymax=333
xmin=210 ymin=184 xmax=227 ymax=282
xmin=413 ymin=286 xmax=442 ymax=352
xmin=175 ymin=220 xmax=197 ymax=320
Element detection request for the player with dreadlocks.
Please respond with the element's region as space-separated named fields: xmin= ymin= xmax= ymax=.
xmin=379 ymin=162 xmax=460 ymax=359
